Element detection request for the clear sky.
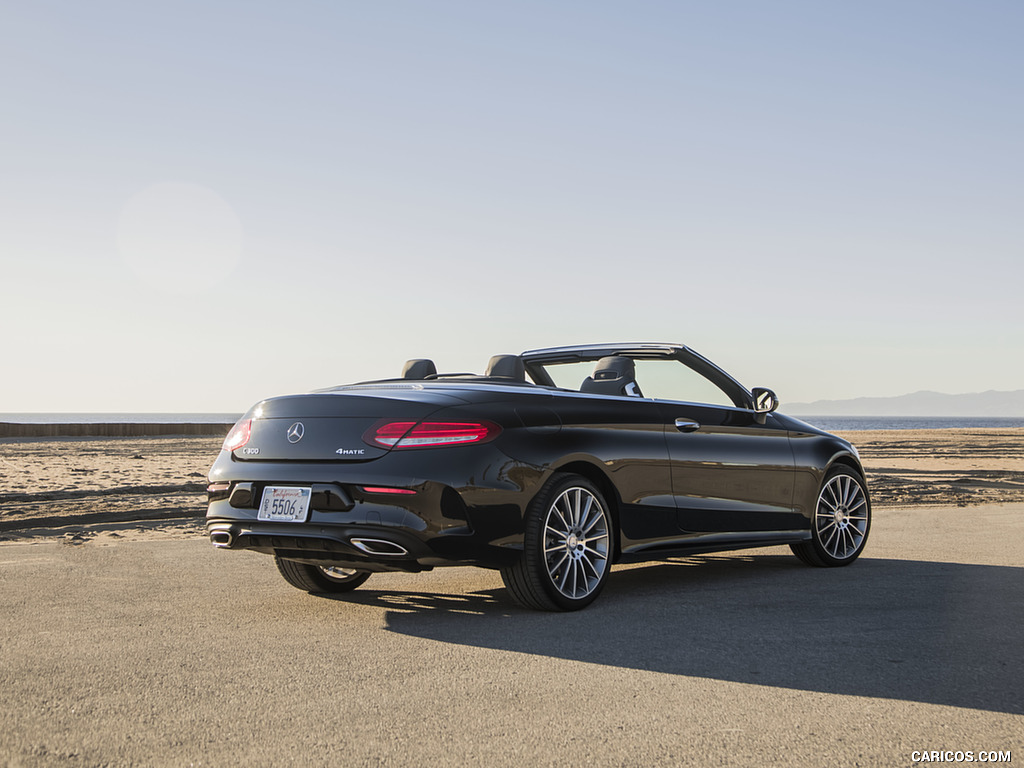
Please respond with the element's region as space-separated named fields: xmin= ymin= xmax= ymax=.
xmin=2 ymin=1 xmax=1021 ymax=413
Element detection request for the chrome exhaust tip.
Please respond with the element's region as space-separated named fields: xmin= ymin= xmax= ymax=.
xmin=210 ymin=530 xmax=234 ymax=548
xmin=350 ymin=537 xmax=409 ymax=556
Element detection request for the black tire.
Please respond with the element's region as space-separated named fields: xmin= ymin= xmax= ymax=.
xmin=500 ymin=474 xmax=613 ymax=611
xmin=791 ymin=465 xmax=871 ymax=567
xmin=274 ymin=556 xmax=372 ymax=593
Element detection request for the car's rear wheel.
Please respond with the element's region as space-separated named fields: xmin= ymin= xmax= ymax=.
xmin=501 ymin=474 xmax=613 ymax=611
xmin=791 ymin=465 xmax=871 ymax=567
xmin=274 ymin=556 xmax=372 ymax=593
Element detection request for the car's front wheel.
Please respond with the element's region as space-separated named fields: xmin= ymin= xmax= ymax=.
xmin=501 ymin=474 xmax=613 ymax=611
xmin=274 ymin=556 xmax=372 ymax=593
xmin=791 ymin=465 xmax=871 ymax=567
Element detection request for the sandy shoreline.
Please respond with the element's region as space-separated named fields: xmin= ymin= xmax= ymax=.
xmin=1 ymin=429 xmax=1022 ymax=544
xmin=0 ymin=436 xmax=221 ymax=543
xmin=835 ymin=428 xmax=1024 ymax=507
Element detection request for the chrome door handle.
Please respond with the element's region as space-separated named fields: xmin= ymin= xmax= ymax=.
xmin=674 ymin=419 xmax=700 ymax=432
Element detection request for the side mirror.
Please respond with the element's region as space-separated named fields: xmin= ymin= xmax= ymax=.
xmin=751 ymin=387 xmax=779 ymax=422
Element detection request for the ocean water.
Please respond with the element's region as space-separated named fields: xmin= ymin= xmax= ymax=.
xmin=795 ymin=416 xmax=1024 ymax=431
xmin=3 ymin=413 xmax=1023 ymax=431
xmin=0 ymin=413 xmax=241 ymax=424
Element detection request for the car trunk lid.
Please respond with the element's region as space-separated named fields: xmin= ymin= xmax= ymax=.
xmin=232 ymin=390 xmax=462 ymax=462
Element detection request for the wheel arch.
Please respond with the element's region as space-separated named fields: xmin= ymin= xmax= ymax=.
xmin=827 ymin=452 xmax=868 ymax=481
xmin=546 ymin=459 xmax=623 ymax=561
xmin=792 ymin=452 xmax=872 ymax=567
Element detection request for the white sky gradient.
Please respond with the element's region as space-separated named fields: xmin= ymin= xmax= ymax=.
xmin=2 ymin=2 xmax=1022 ymax=413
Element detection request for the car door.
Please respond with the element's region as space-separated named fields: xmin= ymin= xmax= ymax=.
xmin=546 ymin=391 xmax=678 ymax=543
xmin=661 ymin=402 xmax=799 ymax=532
xmin=631 ymin=359 xmax=798 ymax=533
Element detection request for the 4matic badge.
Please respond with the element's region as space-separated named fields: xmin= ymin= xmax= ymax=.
xmin=336 ymin=448 xmax=366 ymax=455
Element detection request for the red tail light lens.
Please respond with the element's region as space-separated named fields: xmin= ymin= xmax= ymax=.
xmin=360 ymin=486 xmax=417 ymax=495
xmin=222 ymin=419 xmax=252 ymax=452
xmin=364 ymin=420 xmax=501 ymax=450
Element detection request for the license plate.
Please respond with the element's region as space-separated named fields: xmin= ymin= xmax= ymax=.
xmin=258 ymin=486 xmax=311 ymax=522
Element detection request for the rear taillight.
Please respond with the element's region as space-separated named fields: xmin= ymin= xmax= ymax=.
xmin=363 ymin=420 xmax=501 ymax=450
xmin=222 ymin=419 xmax=252 ymax=452
xmin=360 ymin=486 xmax=417 ymax=495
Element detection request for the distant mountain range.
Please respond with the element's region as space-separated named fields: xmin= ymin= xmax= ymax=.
xmin=784 ymin=389 xmax=1024 ymax=417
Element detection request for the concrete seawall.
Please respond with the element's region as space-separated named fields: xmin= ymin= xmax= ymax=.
xmin=0 ymin=423 xmax=234 ymax=438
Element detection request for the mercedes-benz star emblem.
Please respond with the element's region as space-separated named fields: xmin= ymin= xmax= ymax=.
xmin=286 ymin=422 xmax=305 ymax=443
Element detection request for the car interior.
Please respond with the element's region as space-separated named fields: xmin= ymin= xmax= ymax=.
xmin=399 ymin=355 xmax=645 ymax=397
xmin=578 ymin=356 xmax=644 ymax=397
xmin=484 ymin=355 xmax=527 ymax=381
xmin=401 ymin=358 xmax=437 ymax=379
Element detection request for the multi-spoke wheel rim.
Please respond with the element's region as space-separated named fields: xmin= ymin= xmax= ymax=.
xmin=319 ymin=566 xmax=360 ymax=582
xmin=543 ymin=487 xmax=610 ymax=599
xmin=815 ymin=474 xmax=869 ymax=559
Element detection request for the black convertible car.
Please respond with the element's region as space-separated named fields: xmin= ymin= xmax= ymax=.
xmin=207 ymin=343 xmax=870 ymax=611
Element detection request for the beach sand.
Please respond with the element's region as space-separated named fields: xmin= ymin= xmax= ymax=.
xmin=1 ymin=429 xmax=1022 ymax=544
xmin=0 ymin=436 xmax=221 ymax=543
xmin=837 ymin=428 xmax=1024 ymax=507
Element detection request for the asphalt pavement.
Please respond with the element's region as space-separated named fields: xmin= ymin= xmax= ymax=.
xmin=1 ymin=504 xmax=1021 ymax=767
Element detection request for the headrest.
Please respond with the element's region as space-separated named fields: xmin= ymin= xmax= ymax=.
xmin=402 ymin=359 xmax=437 ymax=379
xmin=485 ymin=355 xmax=526 ymax=381
xmin=579 ymin=356 xmax=643 ymax=397
xmin=592 ymin=356 xmax=636 ymax=381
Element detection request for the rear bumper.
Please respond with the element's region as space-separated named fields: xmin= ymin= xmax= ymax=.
xmin=205 ymin=513 xmax=522 ymax=571
xmin=205 ymin=445 xmax=546 ymax=571
xmin=207 ymin=519 xmax=451 ymax=572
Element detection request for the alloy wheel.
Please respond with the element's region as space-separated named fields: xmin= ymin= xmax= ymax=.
xmin=814 ymin=473 xmax=869 ymax=560
xmin=543 ymin=487 xmax=610 ymax=599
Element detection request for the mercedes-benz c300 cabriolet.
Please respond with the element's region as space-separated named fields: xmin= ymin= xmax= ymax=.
xmin=207 ymin=343 xmax=870 ymax=611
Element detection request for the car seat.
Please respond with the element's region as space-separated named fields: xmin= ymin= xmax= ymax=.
xmin=579 ymin=356 xmax=644 ymax=397
xmin=485 ymin=355 xmax=526 ymax=381
xmin=402 ymin=359 xmax=437 ymax=379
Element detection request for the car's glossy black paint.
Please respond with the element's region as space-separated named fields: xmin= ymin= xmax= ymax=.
xmin=207 ymin=345 xmax=865 ymax=591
